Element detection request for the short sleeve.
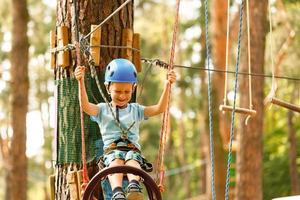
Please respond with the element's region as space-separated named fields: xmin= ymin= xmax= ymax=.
xmin=90 ymin=103 xmax=105 ymax=123
xmin=134 ymin=103 xmax=147 ymax=121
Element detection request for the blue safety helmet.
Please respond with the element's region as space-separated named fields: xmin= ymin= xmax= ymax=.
xmin=104 ymin=58 xmax=137 ymax=84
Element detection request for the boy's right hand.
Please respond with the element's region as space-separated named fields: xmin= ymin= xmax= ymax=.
xmin=74 ymin=66 xmax=85 ymax=81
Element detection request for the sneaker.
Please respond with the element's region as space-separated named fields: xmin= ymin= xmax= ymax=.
xmin=111 ymin=191 xmax=126 ymax=200
xmin=126 ymin=182 xmax=143 ymax=200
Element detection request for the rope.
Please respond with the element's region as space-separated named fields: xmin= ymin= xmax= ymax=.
xmin=246 ymin=0 xmax=253 ymax=111
xmin=50 ymin=44 xmax=139 ymax=53
xmin=156 ymin=0 xmax=181 ymax=192
xmin=83 ymin=0 xmax=132 ymax=40
xmin=203 ymin=0 xmax=216 ymax=198
xmin=90 ymin=44 xmax=140 ymax=52
xmin=269 ymin=1 xmax=276 ymax=96
xmin=137 ymin=60 xmax=155 ymax=100
xmin=224 ymin=0 xmax=245 ymax=199
xmin=164 ymin=160 xmax=204 ymax=177
xmin=141 ymin=58 xmax=300 ymax=82
xmin=221 ymin=0 xmax=254 ymax=125
xmin=223 ymin=0 xmax=231 ymax=106
xmin=50 ymin=44 xmax=75 ymax=53
xmin=244 ymin=0 xmax=253 ymax=124
xmin=265 ymin=0 xmax=277 ymax=103
xmin=71 ymin=0 xmax=89 ymax=184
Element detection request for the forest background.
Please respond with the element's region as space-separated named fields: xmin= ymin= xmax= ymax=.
xmin=0 ymin=0 xmax=300 ymax=200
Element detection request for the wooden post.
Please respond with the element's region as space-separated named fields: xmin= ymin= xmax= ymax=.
xmin=67 ymin=171 xmax=80 ymax=200
xmin=49 ymin=174 xmax=55 ymax=200
xmin=76 ymin=170 xmax=83 ymax=196
xmin=121 ymin=28 xmax=133 ymax=60
xmin=90 ymin=25 xmax=101 ymax=66
xmin=57 ymin=26 xmax=70 ymax=68
xmin=133 ymin=33 xmax=141 ymax=72
xmin=50 ymin=30 xmax=56 ymax=69
xmin=270 ymin=97 xmax=300 ymax=113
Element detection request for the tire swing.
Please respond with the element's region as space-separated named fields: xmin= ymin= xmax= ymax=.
xmin=82 ymin=166 xmax=162 ymax=200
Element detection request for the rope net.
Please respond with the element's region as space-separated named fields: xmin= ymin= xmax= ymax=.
xmin=56 ymin=74 xmax=104 ymax=164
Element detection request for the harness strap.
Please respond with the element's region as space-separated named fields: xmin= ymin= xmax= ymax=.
xmin=104 ymin=138 xmax=140 ymax=154
xmin=101 ymin=139 xmax=153 ymax=173
xmin=104 ymin=145 xmax=140 ymax=155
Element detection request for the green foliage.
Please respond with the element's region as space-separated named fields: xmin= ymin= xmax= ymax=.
xmin=263 ymin=104 xmax=300 ymax=199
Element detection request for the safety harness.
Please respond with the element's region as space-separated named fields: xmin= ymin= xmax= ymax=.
xmin=97 ymin=137 xmax=153 ymax=173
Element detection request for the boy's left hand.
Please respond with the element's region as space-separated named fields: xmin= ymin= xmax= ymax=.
xmin=167 ymin=70 xmax=177 ymax=84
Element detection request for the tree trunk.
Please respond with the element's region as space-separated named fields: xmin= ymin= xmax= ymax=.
xmin=199 ymin=25 xmax=209 ymax=197
xmin=7 ymin=0 xmax=29 ymax=200
xmin=210 ymin=0 xmax=229 ymax=198
xmin=236 ymin=1 xmax=267 ymax=200
xmin=287 ymin=92 xmax=299 ymax=195
xmin=55 ymin=0 xmax=133 ymax=199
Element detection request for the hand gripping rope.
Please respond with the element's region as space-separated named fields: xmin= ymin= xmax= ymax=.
xmin=72 ymin=0 xmax=90 ymax=187
xmin=156 ymin=0 xmax=181 ymax=193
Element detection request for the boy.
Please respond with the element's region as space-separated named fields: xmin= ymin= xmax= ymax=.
xmin=75 ymin=58 xmax=176 ymax=200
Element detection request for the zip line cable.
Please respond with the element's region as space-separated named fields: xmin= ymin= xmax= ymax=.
xmin=141 ymin=58 xmax=300 ymax=82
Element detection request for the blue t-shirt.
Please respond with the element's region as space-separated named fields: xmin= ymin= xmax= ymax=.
xmin=91 ymin=103 xmax=146 ymax=150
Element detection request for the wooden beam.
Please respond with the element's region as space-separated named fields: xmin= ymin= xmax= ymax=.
xmin=121 ymin=28 xmax=133 ymax=60
xmin=133 ymin=33 xmax=141 ymax=72
xmin=90 ymin=25 xmax=101 ymax=66
xmin=219 ymin=105 xmax=257 ymax=116
xmin=270 ymin=97 xmax=300 ymax=113
xmin=49 ymin=174 xmax=55 ymax=200
xmin=57 ymin=26 xmax=70 ymax=68
xmin=67 ymin=171 xmax=80 ymax=200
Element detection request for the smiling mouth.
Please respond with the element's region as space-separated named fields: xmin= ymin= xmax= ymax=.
xmin=116 ymin=100 xmax=127 ymax=105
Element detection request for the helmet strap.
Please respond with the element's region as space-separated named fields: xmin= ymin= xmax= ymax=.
xmin=105 ymin=82 xmax=111 ymax=95
xmin=132 ymin=84 xmax=137 ymax=92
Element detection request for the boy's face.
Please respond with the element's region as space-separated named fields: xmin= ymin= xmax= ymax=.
xmin=108 ymin=82 xmax=135 ymax=108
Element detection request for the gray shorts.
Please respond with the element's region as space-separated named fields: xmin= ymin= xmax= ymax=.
xmin=103 ymin=150 xmax=143 ymax=167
